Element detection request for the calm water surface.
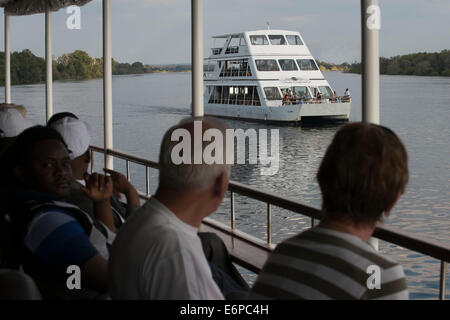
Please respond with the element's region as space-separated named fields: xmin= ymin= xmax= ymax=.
xmin=3 ymin=71 xmax=449 ymax=299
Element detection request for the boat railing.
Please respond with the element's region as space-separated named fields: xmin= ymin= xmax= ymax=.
xmin=219 ymin=70 xmax=252 ymax=78
xmin=208 ymin=98 xmax=261 ymax=106
xmin=273 ymin=96 xmax=352 ymax=106
xmin=89 ymin=145 xmax=449 ymax=300
xmin=225 ymin=46 xmax=239 ymax=54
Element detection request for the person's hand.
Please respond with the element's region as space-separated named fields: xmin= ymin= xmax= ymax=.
xmin=103 ymin=168 xmax=134 ymax=199
xmin=103 ymin=168 xmax=141 ymax=209
xmin=81 ymin=172 xmax=113 ymax=202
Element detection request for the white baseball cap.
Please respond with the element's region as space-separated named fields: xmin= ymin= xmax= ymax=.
xmin=0 ymin=108 xmax=32 ymax=138
xmin=50 ymin=117 xmax=91 ymax=160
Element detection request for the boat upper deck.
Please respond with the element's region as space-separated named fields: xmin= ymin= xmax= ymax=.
xmin=208 ymin=30 xmax=314 ymax=59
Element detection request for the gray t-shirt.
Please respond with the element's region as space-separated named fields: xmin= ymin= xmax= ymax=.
xmin=109 ymin=197 xmax=224 ymax=300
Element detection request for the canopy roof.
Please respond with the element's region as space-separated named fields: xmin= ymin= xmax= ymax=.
xmin=0 ymin=0 xmax=92 ymax=16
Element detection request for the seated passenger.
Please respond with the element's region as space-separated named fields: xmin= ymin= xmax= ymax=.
xmin=250 ymin=122 xmax=409 ymax=300
xmin=0 ymin=269 xmax=42 ymax=300
xmin=291 ymin=91 xmax=297 ymax=104
xmin=283 ymin=90 xmax=291 ymax=106
xmin=300 ymin=92 xmax=309 ymax=104
xmin=333 ymin=90 xmax=338 ymax=100
xmin=0 ymin=103 xmax=28 ymax=118
xmin=0 ymin=107 xmax=32 ymax=157
xmin=48 ymin=113 xmax=140 ymax=228
xmin=0 ymin=126 xmax=115 ymax=295
xmin=316 ymin=92 xmax=322 ymax=102
xmin=109 ymin=117 xmax=245 ymax=300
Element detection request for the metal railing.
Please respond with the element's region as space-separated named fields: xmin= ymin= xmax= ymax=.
xmin=90 ymin=145 xmax=449 ymax=300
xmin=225 ymin=46 xmax=239 ymax=54
xmin=281 ymin=96 xmax=352 ymax=105
xmin=219 ymin=70 xmax=252 ymax=77
xmin=208 ymin=98 xmax=261 ymax=106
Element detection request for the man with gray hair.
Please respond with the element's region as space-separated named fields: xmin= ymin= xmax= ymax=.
xmin=109 ymin=117 xmax=236 ymax=300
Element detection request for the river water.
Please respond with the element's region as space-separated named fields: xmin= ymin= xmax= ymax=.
xmin=3 ymin=71 xmax=449 ymax=299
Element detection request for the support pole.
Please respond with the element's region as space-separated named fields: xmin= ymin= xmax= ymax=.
xmin=4 ymin=13 xmax=11 ymax=103
xmin=362 ymin=0 xmax=381 ymax=250
xmin=103 ymin=0 xmax=113 ymax=169
xmin=191 ymin=0 xmax=204 ymax=117
xmin=361 ymin=0 xmax=380 ymax=124
xmin=45 ymin=10 xmax=53 ymax=121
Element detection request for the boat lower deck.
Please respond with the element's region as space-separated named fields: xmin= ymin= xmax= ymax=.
xmin=204 ymin=102 xmax=351 ymax=122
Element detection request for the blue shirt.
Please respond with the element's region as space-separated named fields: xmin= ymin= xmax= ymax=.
xmin=24 ymin=209 xmax=99 ymax=273
xmin=1 ymin=188 xmax=114 ymax=281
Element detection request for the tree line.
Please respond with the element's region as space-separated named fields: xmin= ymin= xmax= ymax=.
xmin=346 ymin=50 xmax=450 ymax=77
xmin=1 ymin=49 xmax=449 ymax=86
xmin=0 ymin=49 xmax=191 ymax=86
xmin=316 ymin=60 xmax=350 ymax=72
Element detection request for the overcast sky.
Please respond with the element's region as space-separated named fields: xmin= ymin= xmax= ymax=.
xmin=1 ymin=0 xmax=449 ymax=64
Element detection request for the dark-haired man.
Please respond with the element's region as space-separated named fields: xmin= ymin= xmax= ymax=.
xmin=0 ymin=126 xmax=115 ymax=295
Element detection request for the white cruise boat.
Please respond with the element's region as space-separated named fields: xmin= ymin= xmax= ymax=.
xmin=204 ymin=30 xmax=351 ymax=123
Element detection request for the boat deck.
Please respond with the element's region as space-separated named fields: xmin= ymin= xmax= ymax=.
xmin=90 ymin=145 xmax=450 ymax=299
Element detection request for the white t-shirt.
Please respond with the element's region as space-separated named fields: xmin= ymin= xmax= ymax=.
xmin=109 ymin=197 xmax=224 ymax=300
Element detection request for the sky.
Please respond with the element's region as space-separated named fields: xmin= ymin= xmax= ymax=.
xmin=0 ymin=0 xmax=449 ymax=65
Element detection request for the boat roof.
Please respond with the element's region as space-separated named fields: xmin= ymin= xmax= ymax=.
xmin=212 ymin=30 xmax=302 ymax=38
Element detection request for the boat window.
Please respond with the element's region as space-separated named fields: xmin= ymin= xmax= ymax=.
xmin=297 ymin=59 xmax=319 ymax=71
xmin=268 ymin=35 xmax=287 ymax=45
xmin=286 ymin=35 xmax=303 ymax=45
xmin=208 ymin=86 xmax=261 ymax=106
xmin=292 ymin=86 xmax=309 ymax=97
xmin=264 ymin=87 xmax=282 ymax=100
xmin=225 ymin=36 xmax=240 ymax=54
xmin=239 ymin=36 xmax=247 ymax=46
xmin=220 ymin=59 xmax=252 ymax=77
xmin=319 ymin=86 xmax=333 ymax=98
xmin=250 ymin=35 xmax=269 ymax=45
xmin=204 ymin=61 xmax=216 ymax=72
xmin=278 ymin=59 xmax=298 ymax=71
xmin=211 ymin=38 xmax=226 ymax=55
xmin=255 ymin=59 xmax=280 ymax=71
xmin=229 ymin=36 xmax=240 ymax=46
xmin=310 ymin=87 xmax=318 ymax=97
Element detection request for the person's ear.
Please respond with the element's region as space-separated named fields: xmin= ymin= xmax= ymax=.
xmin=13 ymin=166 xmax=26 ymax=184
xmin=384 ymin=192 xmax=402 ymax=217
xmin=212 ymin=171 xmax=229 ymax=200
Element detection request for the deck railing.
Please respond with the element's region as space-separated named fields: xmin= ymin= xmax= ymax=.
xmin=89 ymin=145 xmax=449 ymax=300
xmin=208 ymin=98 xmax=262 ymax=106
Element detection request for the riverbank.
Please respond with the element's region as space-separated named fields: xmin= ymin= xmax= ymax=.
xmin=0 ymin=49 xmax=191 ymax=86
xmin=346 ymin=49 xmax=450 ymax=77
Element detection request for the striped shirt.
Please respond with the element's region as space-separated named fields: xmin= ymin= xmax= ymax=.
xmin=250 ymin=227 xmax=408 ymax=300
xmin=22 ymin=199 xmax=116 ymax=282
